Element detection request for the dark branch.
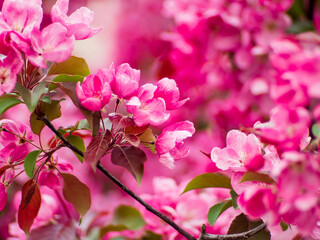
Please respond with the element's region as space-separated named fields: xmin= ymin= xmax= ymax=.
xmin=40 ymin=116 xmax=267 ymax=240
xmin=199 ymin=223 xmax=267 ymax=240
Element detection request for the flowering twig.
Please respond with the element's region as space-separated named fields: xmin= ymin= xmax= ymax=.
xmin=39 ymin=115 xmax=267 ymax=240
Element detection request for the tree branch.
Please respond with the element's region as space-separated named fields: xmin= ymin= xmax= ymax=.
xmin=39 ymin=116 xmax=267 ymax=240
xmin=199 ymin=223 xmax=267 ymax=240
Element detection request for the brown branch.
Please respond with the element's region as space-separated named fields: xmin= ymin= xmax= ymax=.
xmin=199 ymin=223 xmax=267 ymax=240
xmin=40 ymin=116 xmax=267 ymax=240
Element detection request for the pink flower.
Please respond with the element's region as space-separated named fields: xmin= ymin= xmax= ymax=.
xmin=277 ymin=152 xmax=320 ymax=234
xmin=51 ymin=0 xmax=101 ymax=40
xmin=28 ymin=22 xmax=75 ymax=68
xmin=0 ymin=119 xmax=33 ymax=162
xmin=238 ymin=185 xmax=278 ymax=224
xmin=0 ymin=0 xmax=43 ymax=38
xmin=0 ymin=32 xmax=23 ymax=95
xmin=154 ymin=78 xmax=189 ymax=110
xmin=76 ymin=73 xmax=112 ymax=111
xmin=112 ymin=63 xmax=140 ymax=99
xmin=259 ymin=0 xmax=293 ymax=11
xmin=155 ymin=121 xmax=195 ymax=169
xmin=0 ymin=183 xmax=7 ymax=212
xmin=211 ymin=130 xmax=263 ymax=171
xmin=254 ymin=106 xmax=311 ymax=152
xmin=126 ymin=84 xmax=170 ymax=126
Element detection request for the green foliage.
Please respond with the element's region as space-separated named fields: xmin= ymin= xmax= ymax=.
xmin=48 ymin=56 xmax=90 ymax=76
xmin=100 ymin=205 xmax=145 ymax=238
xmin=240 ymin=171 xmax=275 ymax=184
xmin=0 ymin=95 xmax=22 ymax=115
xmin=66 ymin=135 xmax=85 ymax=163
xmin=30 ymin=100 xmax=62 ymax=135
xmin=208 ymin=200 xmax=232 ymax=226
xmin=182 ymin=173 xmax=232 ymax=194
xmin=15 ymin=82 xmax=47 ymax=113
xmin=24 ymin=150 xmax=41 ymax=179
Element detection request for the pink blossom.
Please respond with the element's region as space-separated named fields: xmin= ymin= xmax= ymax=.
xmin=0 ymin=119 xmax=32 ymax=162
xmin=51 ymin=0 xmax=101 ymax=40
xmin=0 ymin=0 xmax=43 ymax=38
xmin=277 ymin=152 xmax=320 ymax=234
xmin=238 ymin=185 xmax=278 ymax=224
xmin=154 ymin=78 xmax=189 ymax=110
xmin=0 ymin=32 xmax=23 ymax=95
xmin=28 ymin=22 xmax=75 ymax=68
xmin=126 ymin=84 xmax=170 ymax=127
xmin=0 ymin=183 xmax=7 ymax=212
xmin=259 ymin=0 xmax=293 ymax=11
xmin=155 ymin=121 xmax=195 ymax=169
xmin=76 ymin=73 xmax=112 ymax=111
xmin=105 ymin=63 xmax=140 ymax=99
xmin=211 ymin=130 xmax=263 ymax=171
xmin=254 ymin=106 xmax=311 ymax=152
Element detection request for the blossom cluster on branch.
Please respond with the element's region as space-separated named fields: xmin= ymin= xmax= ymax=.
xmin=0 ymin=0 xmax=320 ymax=240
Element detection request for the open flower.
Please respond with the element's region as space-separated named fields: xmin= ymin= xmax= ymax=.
xmin=156 ymin=121 xmax=195 ymax=169
xmin=76 ymin=73 xmax=111 ymax=111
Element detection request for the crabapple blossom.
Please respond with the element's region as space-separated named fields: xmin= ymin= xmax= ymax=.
xmin=211 ymin=130 xmax=263 ymax=171
xmin=155 ymin=121 xmax=195 ymax=169
xmin=28 ymin=23 xmax=75 ymax=68
xmin=0 ymin=183 xmax=7 ymax=212
xmin=154 ymin=78 xmax=189 ymax=110
xmin=0 ymin=119 xmax=33 ymax=162
xmin=126 ymin=83 xmax=170 ymax=127
xmin=237 ymin=185 xmax=278 ymax=224
xmin=76 ymin=73 xmax=112 ymax=111
xmin=0 ymin=32 xmax=23 ymax=95
xmin=0 ymin=0 xmax=43 ymax=38
xmin=51 ymin=0 xmax=101 ymax=40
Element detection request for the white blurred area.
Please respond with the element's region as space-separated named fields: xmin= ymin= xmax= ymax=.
xmin=72 ymin=0 xmax=121 ymax=72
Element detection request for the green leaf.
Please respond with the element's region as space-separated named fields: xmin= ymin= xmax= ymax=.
xmin=138 ymin=128 xmax=156 ymax=153
xmin=61 ymin=173 xmax=91 ymax=218
xmin=111 ymin=146 xmax=147 ymax=186
xmin=15 ymin=82 xmax=47 ymax=113
xmin=142 ymin=231 xmax=163 ymax=240
xmin=49 ymin=74 xmax=84 ymax=91
xmin=286 ymin=20 xmax=315 ymax=34
xmin=208 ymin=200 xmax=232 ymax=226
xmin=280 ymin=220 xmax=289 ymax=231
xmin=312 ymin=123 xmax=320 ymax=138
xmin=112 ymin=205 xmax=145 ymax=230
xmin=230 ymin=189 xmax=239 ymax=209
xmin=24 ymin=150 xmax=41 ymax=179
xmin=0 ymin=96 xmax=22 ymax=115
xmin=66 ymin=135 xmax=85 ymax=163
xmin=48 ymin=56 xmax=90 ymax=76
xmin=240 ymin=171 xmax=275 ymax=185
xmin=77 ymin=119 xmax=91 ymax=130
xmin=30 ymin=100 xmax=62 ymax=135
xmin=182 ymin=173 xmax=232 ymax=194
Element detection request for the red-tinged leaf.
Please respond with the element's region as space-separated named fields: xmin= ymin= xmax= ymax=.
xmin=18 ymin=180 xmax=41 ymax=236
xmin=29 ymin=220 xmax=77 ymax=240
xmin=109 ymin=113 xmax=134 ymax=132
xmin=0 ymin=164 xmax=13 ymax=176
xmin=124 ymin=134 xmax=140 ymax=147
xmin=61 ymin=173 xmax=91 ymax=218
xmin=138 ymin=128 xmax=156 ymax=153
xmin=111 ymin=146 xmax=147 ymax=186
xmin=125 ymin=124 xmax=150 ymax=135
xmin=84 ymin=130 xmax=112 ymax=171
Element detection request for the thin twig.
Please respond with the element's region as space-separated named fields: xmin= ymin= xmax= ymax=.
xmin=199 ymin=223 xmax=267 ymax=240
xmin=96 ymin=161 xmax=197 ymax=240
